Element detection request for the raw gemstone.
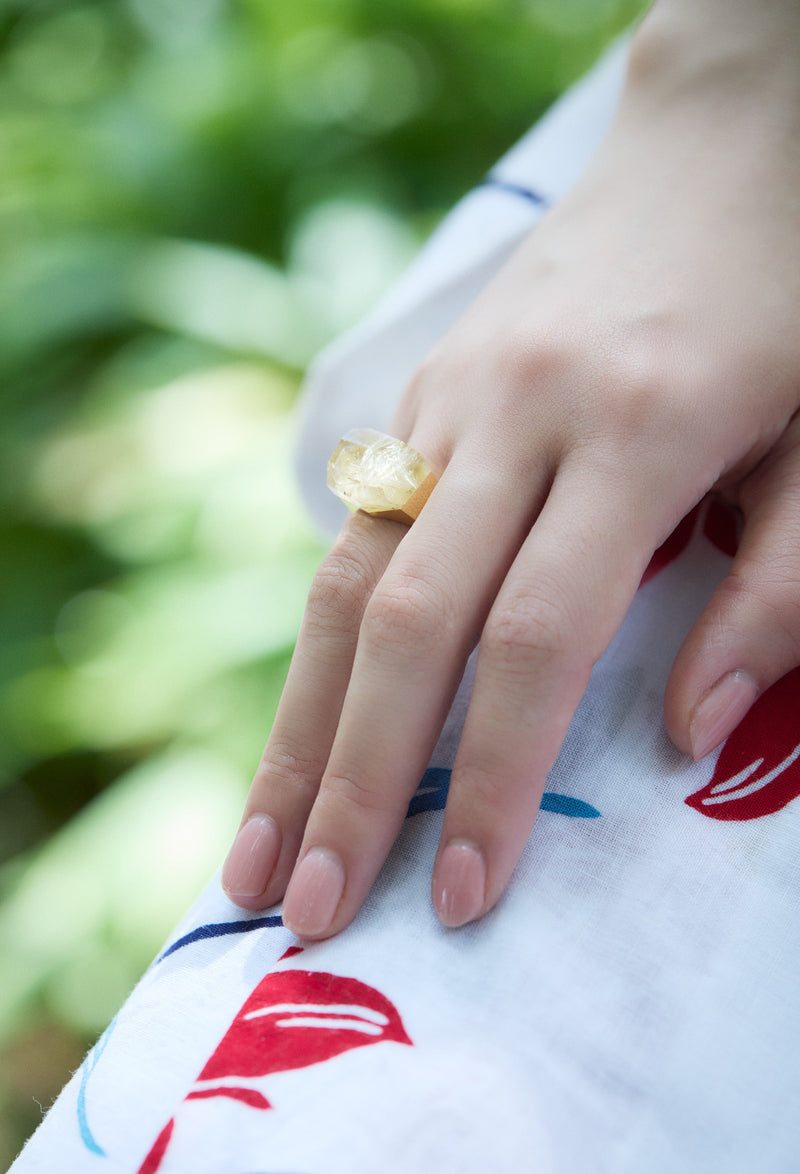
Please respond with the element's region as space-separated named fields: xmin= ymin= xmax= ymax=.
xmin=327 ymin=428 xmax=433 ymax=515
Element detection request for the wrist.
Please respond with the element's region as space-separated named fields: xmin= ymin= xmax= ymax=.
xmin=626 ymin=0 xmax=800 ymax=109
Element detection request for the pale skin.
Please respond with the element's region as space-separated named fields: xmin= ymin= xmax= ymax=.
xmin=222 ymin=0 xmax=800 ymax=937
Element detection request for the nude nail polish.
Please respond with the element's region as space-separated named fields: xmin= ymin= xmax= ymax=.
xmin=690 ymin=671 xmax=759 ymax=761
xmin=282 ymin=848 xmax=345 ymax=937
xmin=222 ymin=815 xmax=280 ymax=902
xmin=434 ymin=841 xmax=486 ymax=928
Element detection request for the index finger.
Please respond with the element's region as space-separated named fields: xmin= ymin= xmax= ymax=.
xmin=222 ymin=511 xmax=404 ymax=908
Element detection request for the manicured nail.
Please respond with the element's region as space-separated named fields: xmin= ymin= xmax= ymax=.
xmin=282 ymin=848 xmax=346 ymax=937
xmin=222 ymin=815 xmax=281 ymax=902
xmin=690 ymin=671 xmax=759 ymax=761
xmin=434 ymin=841 xmax=486 ymax=928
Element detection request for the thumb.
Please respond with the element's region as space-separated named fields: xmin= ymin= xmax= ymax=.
xmin=665 ymin=420 xmax=800 ymax=760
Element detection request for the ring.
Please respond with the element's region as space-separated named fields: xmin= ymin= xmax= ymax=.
xmin=327 ymin=428 xmax=437 ymax=526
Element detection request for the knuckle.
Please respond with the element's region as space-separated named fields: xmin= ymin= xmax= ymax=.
xmin=599 ymin=340 xmax=690 ymax=448
xmin=362 ymin=570 xmax=456 ymax=656
xmin=612 ymin=361 xmax=673 ymax=434
xmin=475 ymin=327 xmax=569 ymax=420
xmin=559 ymin=322 xmax=687 ymax=452
xmin=721 ymin=571 xmax=800 ymax=661
xmin=483 ymin=589 xmax=577 ymax=668
xmin=401 ymin=349 xmax=469 ymax=428
xmin=506 ymin=326 xmax=569 ymax=388
xmin=305 ymin=547 xmax=374 ymax=637
xmin=321 ymin=771 xmax=395 ymax=818
xmin=256 ymin=740 xmax=321 ymax=800
xmin=456 ymin=761 xmax=509 ymax=813
xmin=590 ymin=364 xmax=669 ymax=444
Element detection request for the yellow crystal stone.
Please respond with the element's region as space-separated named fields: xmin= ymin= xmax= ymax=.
xmin=327 ymin=428 xmax=435 ymax=523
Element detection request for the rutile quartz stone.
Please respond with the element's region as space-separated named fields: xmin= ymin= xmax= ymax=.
xmin=327 ymin=428 xmax=436 ymax=525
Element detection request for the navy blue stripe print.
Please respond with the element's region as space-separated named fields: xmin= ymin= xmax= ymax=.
xmin=158 ymin=914 xmax=284 ymax=962
xmin=408 ymin=767 xmax=601 ymax=820
xmin=479 ymin=176 xmax=549 ymax=208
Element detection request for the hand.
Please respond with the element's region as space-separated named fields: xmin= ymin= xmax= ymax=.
xmin=222 ymin=0 xmax=800 ymax=938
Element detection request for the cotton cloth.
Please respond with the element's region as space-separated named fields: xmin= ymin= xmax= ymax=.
xmin=12 ymin=42 xmax=800 ymax=1174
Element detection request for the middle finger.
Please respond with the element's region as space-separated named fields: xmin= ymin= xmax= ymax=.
xmin=279 ymin=446 xmax=552 ymax=938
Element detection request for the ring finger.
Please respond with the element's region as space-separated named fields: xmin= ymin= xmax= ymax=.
xmin=432 ymin=461 xmax=667 ymax=926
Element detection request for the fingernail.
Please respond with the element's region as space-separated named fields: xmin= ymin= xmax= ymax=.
xmin=434 ymin=841 xmax=486 ymax=928
xmin=690 ymin=670 xmax=759 ymax=761
xmin=282 ymin=848 xmax=345 ymax=937
xmin=222 ymin=815 xmax=281 ymax=902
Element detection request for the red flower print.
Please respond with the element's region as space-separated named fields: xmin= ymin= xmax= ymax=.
xmin=138 ymin=964 xmax=411 ymax=1173
xmin=686 ymin=668 xmax=800 ymax=820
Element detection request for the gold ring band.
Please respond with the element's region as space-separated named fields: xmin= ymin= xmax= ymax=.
xmin=327 ymin=428 xmax=437 ymax=526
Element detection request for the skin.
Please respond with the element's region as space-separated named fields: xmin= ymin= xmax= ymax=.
xmin=222 ymin=0 xmax=800 ymax=937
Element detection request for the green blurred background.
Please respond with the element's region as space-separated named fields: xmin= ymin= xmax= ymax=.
xmin=0 ymin=0 xmax=643 ymax=1161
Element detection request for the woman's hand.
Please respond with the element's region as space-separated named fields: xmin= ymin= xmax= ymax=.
xmin=222 ymin=0 xmax=800 ymax=938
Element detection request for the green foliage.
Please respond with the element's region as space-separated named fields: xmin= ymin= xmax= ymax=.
xmin=0 ymin=0 xmax=644 ymax=1161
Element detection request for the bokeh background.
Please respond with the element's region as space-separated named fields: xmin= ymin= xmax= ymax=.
xmin=0 ymin=0 xmax=643 ymax=1161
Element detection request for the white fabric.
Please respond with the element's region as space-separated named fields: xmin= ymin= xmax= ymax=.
xmin=12 ymin=40 xmax=800 ymax=1174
